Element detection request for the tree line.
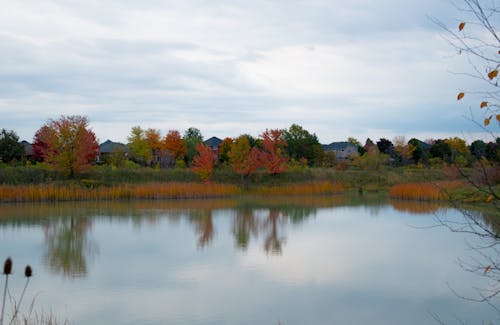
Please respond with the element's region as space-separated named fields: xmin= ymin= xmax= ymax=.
xmin=0 ymin=115 xmax=498 ymax=180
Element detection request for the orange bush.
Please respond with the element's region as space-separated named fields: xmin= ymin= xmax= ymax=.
xmin=389 ymin=181 xmax=462 ymax=201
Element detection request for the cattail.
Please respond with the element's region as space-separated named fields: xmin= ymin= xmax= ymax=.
xmin=24 ymin=266 xmax=32 ymax=278
xmin=3 ymin=258 xmax=12 ymax=275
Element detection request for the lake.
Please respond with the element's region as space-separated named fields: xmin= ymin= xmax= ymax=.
xmin=0 ymin=195 xmax=497 ymax=324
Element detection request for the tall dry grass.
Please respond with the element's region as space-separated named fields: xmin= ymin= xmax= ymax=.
xmin=0 ymin=183 xmax=240 ymax=203
xmin=389 ymin=181 xmax=463 ymax=201
xmin=0 ymin=181 xmax=347 ymax=203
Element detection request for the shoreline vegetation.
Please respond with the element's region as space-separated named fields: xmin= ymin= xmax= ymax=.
xmin=0 ymin=165 xmax=495 ymax=203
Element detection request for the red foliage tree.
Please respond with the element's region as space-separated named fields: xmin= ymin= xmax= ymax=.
xmin=259 ymin=129 xmax=288 ymax=175
xmin=229 ymin=135 xmax=261 ymax=178
xmin=32 ymin=125 xmax=54 ymax=161
xmin=33 ymin=115 xmax=99 ymax=176
xmin=191 ymin=143 xmax=216 ymax=182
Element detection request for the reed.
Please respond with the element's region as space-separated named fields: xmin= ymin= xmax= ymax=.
xmin=0 ymin=183 xmax=240 ymax=203
xmin=389 ymin=181 xmax=463 ymax=201
xmin=252 ymin=181 xmax=344 ymax=196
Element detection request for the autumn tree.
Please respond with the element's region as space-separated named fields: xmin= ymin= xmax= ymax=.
xmin=145 ymin=128 xmax=162 ymax=165
xmin=32 ymin=125 xmax=52 ymax=161
xmin=393 ymin=136 xmax=415 ymax=165
xmin=127 ymin=126 xmax=151 ymax=166
xmin=33 ymin=115 xmax=99 ymax=176
xmin=163 ymin=130 xmax=186 ymax=162
xmin=259 ymin=129 xmax=288 ymax=175
xmin=0 ymin=129 xmax=24 ymax=163
xmin=432 ymin=2 xmax=500 ymax=312
xmin=229 ymin=135 xmax=261 ymax=181
xmin=437 ymin=0 xmax=500 ymax=126
xmin=445 ymin=137 xmax=471 ymax=165
xmin=191 ymin=143 xmax=216 ymax=182
xmin=218 ymin=137 xmax=233 ymax=165
xmin=183 ymin=127 xmax=203 ymax=165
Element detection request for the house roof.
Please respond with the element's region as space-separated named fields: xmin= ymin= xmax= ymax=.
xmin=414 ymin=139 xmax=431 ymax=150
xmin=21 ymin=140 xmax=33 ymax=156
xmin=99 ymin=140 xmax=128 ymax=154
xmin=203 ymin=136 xmax=223 ymax=148
xmin=322 ymin=141 xmax=357 ymax=152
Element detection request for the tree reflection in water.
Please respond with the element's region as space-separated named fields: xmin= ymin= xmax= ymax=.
xmin=189 ymin=210 xmax=215 ymax=248
xmin=43 ymin=217 xmax=97 ymax=278
xmin=262 ymin=209 xmax=287 ymax=255
xmin=232 ymin=207 xmax=258 ymax=250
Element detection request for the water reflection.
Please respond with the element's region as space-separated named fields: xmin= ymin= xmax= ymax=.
xmin=43 ymin=217 xmax=97 ymax=277
xmin=390 ymin=199 xmax=444 ymax=214
xmin=0 ymin=196 xmax=497 ymax=324
xmin=188 ymin=210 xmax=215 ymax=248
xmin=232 ymin=207 xmax=258 ymax=250
xmin=0 ymin=195 xmax=457 ymax=278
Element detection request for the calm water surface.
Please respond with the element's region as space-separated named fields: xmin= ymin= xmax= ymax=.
xmin=0 ymin=196 xmax=497 ymax=324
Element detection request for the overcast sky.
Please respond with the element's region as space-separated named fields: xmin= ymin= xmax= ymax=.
xmin=0 ymin=0 xmax=496 ymax=144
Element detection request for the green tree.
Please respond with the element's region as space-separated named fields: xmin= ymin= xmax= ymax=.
xmin=470 ymin=139 xmax=487 ymax=160
xmin=408 ymin=138 xmax=429 ymax=164
xmin=0 ymin=129 xmax=24 ymax=163
xmin=429 ymin=139 xmax=452 ymax=163
xmin=183 ymin=127 xmax=203 ymax=166
xmin=348 ymin=137 xmax=366 ymax=155
xmin=127 ymin=126 xmax=151 ymax=166
xmin=376 ymin=138 xmax=394 ymax=156
xmin=282 ymin=124 xmax=324 ymax=166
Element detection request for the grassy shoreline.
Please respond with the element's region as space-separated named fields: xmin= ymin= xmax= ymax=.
xmin=0 ymin=165 xmax=493 ymax=203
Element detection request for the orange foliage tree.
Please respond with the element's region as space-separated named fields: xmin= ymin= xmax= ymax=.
xmin=33 ymin=115 xmax=99 ymax=177
xmin=259 ymin=129 xmax=288 ymax=175
xmin=164 ymin=130 xmax=186 ymax=161
xmin=191 ymin=143 xmax=216 ymax=182
xmin=229 ymin=135 xmax=261 ymax=180
xmin=145 ymin=128 xmax=162 ymax=164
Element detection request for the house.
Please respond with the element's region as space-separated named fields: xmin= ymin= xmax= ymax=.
xmin=21 ymin=140 xmax=34 ymax=160
xmin=98 ymin=140 xmax=128 ymax=163
xmin=322 ymin=142 xmax=359 ymax=160
xmin=203 ymin=137 xmax=223 ymax=154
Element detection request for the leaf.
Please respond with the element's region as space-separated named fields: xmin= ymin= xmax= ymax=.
xmin=485 ymin=117 xmax=491 ymax=126
xmin=457 ymin=92 xmax=465 ymax=100
xmin=480 ymin=101 xmax=488 ymax=108
xmin=485 ymin=265 xmax=491 ymax=273
xmin=488 ymin=69 xmax=498 ymax=80
xmin=459 ymin=22 xmax=465 ymax=31
xmin=486 ymin=195 xmax=494 ymax=203
xmin=497 ymin=114 xmax=500 ymax=123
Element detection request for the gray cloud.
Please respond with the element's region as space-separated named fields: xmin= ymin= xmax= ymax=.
xmin=0 ymin=0 xmax=494 ymax=143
